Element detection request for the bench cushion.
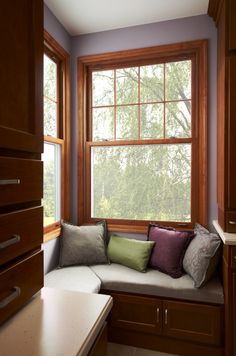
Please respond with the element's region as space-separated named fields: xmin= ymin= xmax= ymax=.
xmin=90 ymin=263 xmax=224 ymax=304
xmin=44 ymin=266 xmax=101 ymax=293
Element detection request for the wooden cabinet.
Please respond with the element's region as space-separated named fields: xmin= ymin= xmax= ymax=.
xmin=0 ymin=0 xmax=43 ymax=153
xmin=222 ymin=245 xmax=236 ymax=356
xmin=0 ymin=0 xmax=43 ymax=325
xmin=88 ymin=323 xmax=108 ymax=356
xmin=111 ymin=293 xmax=162 ymax=334
xmin=208 ymin=0 xmax=236 ymax=232
xmin=106 ymin=291 xmax=224 ymax=356
xmin=163 ymin=300 xmax=222 ymax=345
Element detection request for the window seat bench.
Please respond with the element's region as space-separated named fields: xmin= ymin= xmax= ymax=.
xmin=45 ymin=263 xmax=224 ymax=356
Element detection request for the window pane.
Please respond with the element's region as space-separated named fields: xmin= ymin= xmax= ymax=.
xmin=140 ymin=104 xmax=164 ymax=139
xmin=42 ymin=142 xmax=61 ymax=227
xmin=92 ymin=107 xmax=114 ymax=141
xmin=92 ymin=70 xmax=114 ymax=106
xmin=44 ymin=54 xmax=58 ymax=136
xmin=44 ymin=54 xmax=57 ymax=100
xmin=116 ymin=67 xmax=138 ymax=104
xmin=44 ymin=97 xmax=57 ymax=137
xmin=91 ymin=144 xmax=191 ymax=222
xmin=166 ymin=101 xmax=191 ymax=138
xmin=140 ymin=64 xmax=164 ymax=102
xmin=165 ymin=60 xmax=191 ymax=101
xmin=116 ymin=105 xmax=138 ymax=140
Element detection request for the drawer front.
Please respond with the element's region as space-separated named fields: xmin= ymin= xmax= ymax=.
xmin=163 ymin=300 xmax=223 ymax=346
xmin=0 ymin=207 xmax=43 ymax=266
xmin=110 ymin=293 xmax=162 ymax=334
xmin=231 ymin=246 xmax=236 ymax=269
xmin=226 ymin=211 xmax=236 ymax=233
xmin=0 ymin=251 xmax=43 ymax=324
xmin=0 ymin=157 xmax=43 ymax=207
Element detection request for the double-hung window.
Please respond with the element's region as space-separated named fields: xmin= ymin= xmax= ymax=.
xmin=43 ymin=31 xmax=70 ymax=238
xmin=78 ymin=41 xmax=207 ymax=232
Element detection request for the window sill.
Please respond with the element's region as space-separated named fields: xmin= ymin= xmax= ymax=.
xmin=43 ymin=226 xmax=61 ymax=243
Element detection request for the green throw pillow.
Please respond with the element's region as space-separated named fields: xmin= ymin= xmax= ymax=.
xmin=107 ymin=235 xmax=155 ymax=272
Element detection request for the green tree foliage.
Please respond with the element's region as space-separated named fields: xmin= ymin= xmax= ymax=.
xmin=91 ymin=60 xmax=192 ymax=222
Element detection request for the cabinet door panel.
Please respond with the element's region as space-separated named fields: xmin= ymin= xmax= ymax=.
xmin=0 ymin=207 xmax=43 ymax=266
xmin=0 ymin=251 xmax=43 ymax=324
xmin=233 ymin=273 xmax=236 ymax=355
xmin=163 ymin=300 xmax=222 ymax=346
xmin=228 ymin=58 xmax=236 ymax=210
xmin=0 ymin=157 xmax=43 ymax=206
xmin=110 ymin=293 xmax=162 ymax=334
xmin=0 ymin=0 xmax=43 ymax=153
xmin=228 ymin=0 xmax=236 ymax=51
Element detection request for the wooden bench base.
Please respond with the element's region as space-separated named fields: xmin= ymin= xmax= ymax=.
xmin=102 ymin=290 xmax=224 ymax=356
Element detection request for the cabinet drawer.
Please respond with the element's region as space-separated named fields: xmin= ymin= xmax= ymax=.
xmin=0 ymin=251 xmax=43 ymax=324
xmin=225 ymin=211 xmax=236 ymax=233
xmin=230 ymin=246 xmax=236 ymax=269
xmin=163 ymin=300 xmax=223 ymax=346
xmin=110 ymin=293 xmax=162 ymax=334
xmin=0 ymin=207 xmax=43 ymax=266
xmin=0 ymin=157 xmax=42 ymax=207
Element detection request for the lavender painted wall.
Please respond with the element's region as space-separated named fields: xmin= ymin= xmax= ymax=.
xmin=44 ymin=4 xmax=71 ymax=54
xmin=71 ymin=14 xmax=217 ymax=229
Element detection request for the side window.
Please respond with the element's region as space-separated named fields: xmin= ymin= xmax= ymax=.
xmin=43 ymin=31 xmax=70 ymax=238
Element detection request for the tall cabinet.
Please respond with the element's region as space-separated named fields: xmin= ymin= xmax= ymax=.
xmin=0 ymin=0 xmax=43 ymax=324
xmin=209 ymin=0 xmax=236 ymax=355
xmin=209 ymin=0 xmax=236 ymax=233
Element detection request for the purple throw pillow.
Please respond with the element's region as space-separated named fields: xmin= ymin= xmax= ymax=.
xmin=148 ymin=224 xmax=194 ymax=278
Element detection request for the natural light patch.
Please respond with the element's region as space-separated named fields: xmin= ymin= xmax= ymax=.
xmin=91 ymin=144 xmax=191 ymax=221
xmin=42 ymin=142 xmax=61 ymax=227
xmin=43 ymin=54 xmax=58 ymax=137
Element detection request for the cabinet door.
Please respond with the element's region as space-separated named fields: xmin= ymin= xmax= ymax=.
xmin=110 ymin=293 xmax=162 ymax=334
xmin=233 ymin=273 xmax=236 ymax=356
xmin=0 ymin=0 xmax=43 ymax=153
xmin=228 ymin=0 xmax=236 ymax=51
xmin=228 ymin=57 xmax=236 ymax=211
xmin=163 ymin=300 xmax=223 ymax=346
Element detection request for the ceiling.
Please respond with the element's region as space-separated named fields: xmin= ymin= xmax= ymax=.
xmin=44 ymin=0 xmax=209 ymax=36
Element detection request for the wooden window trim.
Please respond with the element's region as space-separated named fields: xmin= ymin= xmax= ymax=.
xmin=78 ymin=40 xmax=207 ymax=233
xmin=43 ymin=30 xmax=71 ymax=241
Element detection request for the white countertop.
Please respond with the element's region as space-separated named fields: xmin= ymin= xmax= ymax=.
xmin=0 ymin=287 xmax=113 ymax=356
xmin=213 ymin=220 xmax=236 ymax=245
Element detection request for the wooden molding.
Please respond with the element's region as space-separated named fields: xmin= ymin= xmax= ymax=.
xmin=77 ymin=40 xmax=208 ymax=230
xmin=44 ymin=30 xmax=71 ymax=232
xmin=208 ymin=0 xmax=224 ymax=25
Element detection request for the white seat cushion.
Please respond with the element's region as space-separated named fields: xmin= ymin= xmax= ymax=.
xmin=90 ymin=263 xmax=224 ymax=304
xmin=44 ymin=266 xmax=101 ymax=293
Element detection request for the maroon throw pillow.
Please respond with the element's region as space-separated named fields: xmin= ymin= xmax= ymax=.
xmin=148 ymin=224 xmax=194 ymax=278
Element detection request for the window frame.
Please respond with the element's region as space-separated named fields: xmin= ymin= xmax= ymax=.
xmin=78 ymin=40 xmax=207 ymax=233
xmin=43 ymin=30 xmax=71 ymax=241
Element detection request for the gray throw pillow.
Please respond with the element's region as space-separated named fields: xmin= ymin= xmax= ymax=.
xmin=59 ymin=220 xmax=109 ymax=267
xmin=183 ymin=223 xmax=221 ymax=288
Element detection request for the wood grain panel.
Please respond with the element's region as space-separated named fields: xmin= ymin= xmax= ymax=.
xmin=0 ymin=157 xmax=43 ymax=207
xmin=0 ymin=251 xmax=43 ymax=324
xmin=0 ymin=0 xmax=43 ymax=153
xmin=110 ymin=293 xmax=162 ymax=334
xmin=0 ymin=207 xmax=43 ymax=266
xmin=163 ymin=300 xmax=223 ymax=346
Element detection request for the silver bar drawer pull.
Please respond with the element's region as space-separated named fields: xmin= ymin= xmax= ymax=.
xmin=0 ymin=287 xmax=21 ymax=309
xmin=0 ymin=235 xmax=21 ymax=249
xmin=164 ymin=309 xmax=168 ymax=325
xmin=157 ymin=308 xmax=160 ymax=323
xmin=0 ymin=179 xmax=20 ymax=186
xmin=229 ymin=221 xmax=236 ymax=225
